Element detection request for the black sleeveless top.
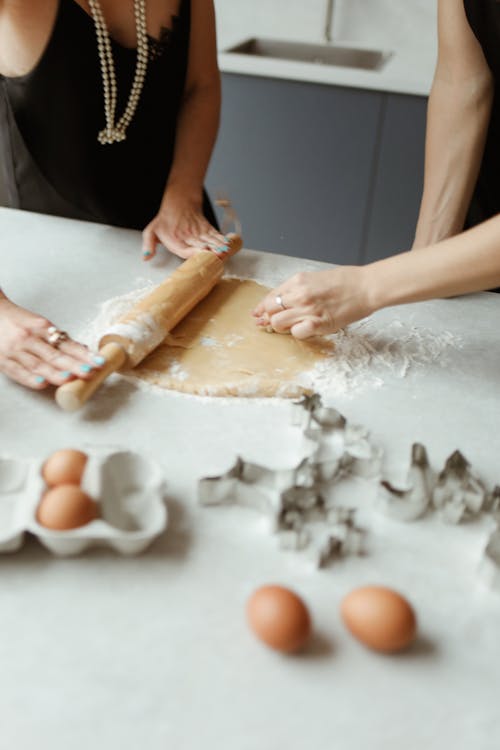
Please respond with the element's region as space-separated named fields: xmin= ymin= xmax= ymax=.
xmin=464 ymin=0 xmax=500 ymax=226
xmin=0 ymin=0 xmax=216 ymax=229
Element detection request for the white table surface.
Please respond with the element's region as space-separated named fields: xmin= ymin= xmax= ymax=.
xmin=1 ymin=208 xmax=499 ymax=750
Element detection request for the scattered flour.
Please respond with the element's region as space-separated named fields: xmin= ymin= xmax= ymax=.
xmin=297 ymin=318 xmax=462 ymax=396
xmin=158 ymin=360 xmax=188 ymax=381
xmin=78 ymin=278 xmax=463 ymax=401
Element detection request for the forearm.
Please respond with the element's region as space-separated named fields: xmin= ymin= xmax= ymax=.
xmin=413 ymin=73 xmax=493 ymax=248
xmin=369 ymin=213 xmax=500 ymax=309
xmin=163 ymin=80 xmax=221 ymax=203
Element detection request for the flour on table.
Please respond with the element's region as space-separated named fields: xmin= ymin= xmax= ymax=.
xmin=78 ymin=276 xmax=463 ymax=400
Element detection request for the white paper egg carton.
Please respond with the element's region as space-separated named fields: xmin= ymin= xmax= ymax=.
xmin=0 ymin=450 xmax=167 ymax=556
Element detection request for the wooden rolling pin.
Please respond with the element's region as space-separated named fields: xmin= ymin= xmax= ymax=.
xmin=55 ymin=234 xmax=243 ymax=412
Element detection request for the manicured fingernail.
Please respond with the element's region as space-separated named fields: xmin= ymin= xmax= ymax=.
xmin=143 ymin=249 xmax=152 ymax=257
xmin=80 ymin=364 xmax=93 ymax=373
xmin=93 ymin=355 xmax=106 ymax=366
xmin=216 ymin=245 xmax=229 ymax=253
xmin=35 ymin=375 xmax=46 ymax=384
xmin=61 ymin=371 xmax=71 ymax=379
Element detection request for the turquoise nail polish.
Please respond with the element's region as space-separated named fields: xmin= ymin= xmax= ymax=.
xmin=80 ymin=364 xmax=93 ymax=373
xmin=61 ymin=371 xmax=71 ymax=379
xmin=35 ymin=375 xmax=46 ymax=384
xmin=216 ymin=245 xmax=229 ymax=253
xmin=143 ymin=250 xmax=152 ymax=256
xmin=93 ymin=355 xmax=106 ymax=366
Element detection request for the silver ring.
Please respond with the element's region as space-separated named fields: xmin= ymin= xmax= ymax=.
xmin=275 ymin=295 xmax=287 ymax=310
xmin=46 ymin=326 xmax=69 ymax=348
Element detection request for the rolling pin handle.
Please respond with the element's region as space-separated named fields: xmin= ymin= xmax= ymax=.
xmin=55 ymin=342 xmax=127 ymax=412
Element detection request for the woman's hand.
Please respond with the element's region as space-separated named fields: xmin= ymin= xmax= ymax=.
xmin=252 ymin=266 xmax=375 ymax=339
xmin=142 ymin=188 xmax=228 ymax=260
xmin=0 ymin=296 xmax=104 ymax=390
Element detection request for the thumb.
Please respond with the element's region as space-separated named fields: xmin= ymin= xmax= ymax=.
xmin=142 ymin=224 xmax=159 ymax=261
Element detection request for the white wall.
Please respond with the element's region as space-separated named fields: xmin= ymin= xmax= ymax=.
xmin=214 ymin=0 xmax=437 ymax=70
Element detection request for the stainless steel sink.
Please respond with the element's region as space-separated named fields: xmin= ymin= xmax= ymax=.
xmin=224 ymin=38 xmax=392 ymax=72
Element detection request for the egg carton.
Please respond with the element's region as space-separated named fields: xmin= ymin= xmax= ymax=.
xmin=0 ymin=450 xmax=167 ymax=556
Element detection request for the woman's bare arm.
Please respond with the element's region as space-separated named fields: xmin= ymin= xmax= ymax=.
xmin=253 ymin=214 xmax=500 ymax=338
xmin=140 ymin=0 xmax=225 ymax=259
xmin=372 ymin=214 xmax=500 ymax=305
xmin=413 ymin=0 xmax=494 ymax=248
xmin=163 ymin=0 xmax=221 ymax=201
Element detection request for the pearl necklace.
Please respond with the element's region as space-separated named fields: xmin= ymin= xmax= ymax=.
xmin=88 ymin=0 xmax=149 ymax=145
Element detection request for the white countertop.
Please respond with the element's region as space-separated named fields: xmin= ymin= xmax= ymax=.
xmin=218 ymin=42 xmax=434 ymax=98
xmin=1 ymin=209 xmax=500 ymax=750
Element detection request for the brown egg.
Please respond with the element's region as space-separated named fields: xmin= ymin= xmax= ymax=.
xmin=341 ymin=585 xmax=417 ymax=653
xmin=247 ymin=585 xmax=311 ymax=653
xmin=37 ymin=485 xmax=99 ymax=530
xmin=42 ymin=449 xmax=88 ymax=487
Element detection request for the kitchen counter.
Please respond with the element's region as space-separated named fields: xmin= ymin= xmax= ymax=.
xmin=0 ymin=208 xmax=499 ymax=750
xmin=218 ymin=41 xmax=435 ymax=98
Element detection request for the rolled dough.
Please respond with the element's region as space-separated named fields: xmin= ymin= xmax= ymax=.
xmin=130 ymin=278 xmax=334 ymax=397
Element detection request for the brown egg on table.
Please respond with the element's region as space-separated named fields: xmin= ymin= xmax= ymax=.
xmin=37 ymin=484 xmax=99 ymax=531
xmin=246 ymin=584 xmax=311 ymax=653
xmin=42 ymin=449 xmax=88 ymax=487
xmin=341 ymin=585 xmax=417 ymax=653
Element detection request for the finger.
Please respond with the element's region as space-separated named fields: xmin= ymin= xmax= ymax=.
xmin=35 ymin=333 xmax=99 ymax=366
xmin=252 ymin=285 xmax=290 ymax=317
xmin=199 ymin=230 xmax=227 ymax=248
xmin=290 ymin=313 xmax=338 ymax=339
xmin=252 ymin=293 xmax=276 ymax=318
xmin=57 ymin=338 xmax=104 ymax=366
xmin=254 ymin=311 xmax=271 ymax=327
xmin=0 ymin=358 xmax=50 ymax=390
xmin=290 ymin=318 xmax=324 ymax=340
xmin=142 ymin=225 xmax=159 ymax=261
xmin=258 ymin=292 xmax=295 ymax=319
xmin=159 ymin=235 xmax=198 ymax=260
xmin=24 ymin=339 xmax=98 ymax=379
xmin=12 ymin=350 xmax=77 ymax=386
xmin=48 ymin=337 xmax=107 ymax=370
xmin=252 ymin=301 xmax=266 ymax=317
xmin=183 ymin=236 xmax=213 ymax=252
xmin=268 ymin=309 xmax=300 ymax=334
xmin=182 ymin=229 xmax=227 ymax=253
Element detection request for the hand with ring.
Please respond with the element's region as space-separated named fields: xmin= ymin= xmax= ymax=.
xmin=251 ymin=267 xmax=375 ymax=338
xmin=0 ymin=295 xmax=106 ymax=390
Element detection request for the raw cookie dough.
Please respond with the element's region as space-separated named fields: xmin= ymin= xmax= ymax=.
xmin=130 ymin=278 xmax=334 ymax=397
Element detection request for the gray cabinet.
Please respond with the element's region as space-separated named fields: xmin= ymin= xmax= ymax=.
xmin=362 ymin=94 xmax=427 ymax=263
xmin=207 ymin=74 xmax=382 ymax=264
xmin=207 ymin=73 xmax=428 ymax=265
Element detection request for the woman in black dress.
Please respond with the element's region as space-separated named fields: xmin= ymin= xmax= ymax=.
xmin=254 ymin=0 xmax=500 ymax=339
xmin=0 ymin=0 xmax=226 ymax=388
